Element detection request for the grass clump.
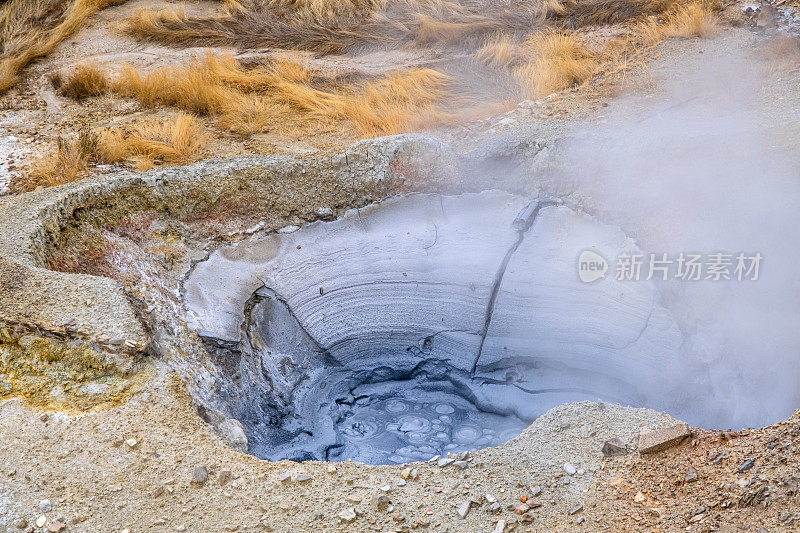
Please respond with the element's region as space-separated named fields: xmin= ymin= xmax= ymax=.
xmin=516 ymin=31 xmax=598 ymax=98
xmin=52 ymin=62 xmax=109 ymax=99
xmin=0 ymin=0 xmax=120 ymax=93
xmin=110 ymin=53 xmax=449 ymax=136
xmin=10 ymin=114 xmax=206 ymax=192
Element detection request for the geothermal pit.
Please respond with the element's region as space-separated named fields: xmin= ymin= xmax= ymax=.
xmin=183 ymin=191 xmax=690 ymax=464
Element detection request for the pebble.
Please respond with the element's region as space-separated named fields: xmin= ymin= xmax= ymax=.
xmin=397 ymin=479 xmax=406 ymax=486
xmin=39 ymin=499 xmax=52 ymax=512
xmin=39 ymin=413 xmax=48 ymax=422
xmin=327 ymin=464 xmax=337 ymax=474
xmin=456 ymin=501 xmax=471 ymax=518
xmin=634 ymin=491 xmax=645 ymax=502
xmin=279 ymin=471 xmax=292 ymax=482
xmin=563 ymin=463 xmax=577 ymax=476
xmin=296 ymin=473 xmax=312 ymax=482
xmin=453 ymin=461 xmax=469 ymax=469
xmin=338 ymin=508 xmax=357 ymax=523
xmin=47 ymin=521 xmax=65 ymax=532
xmin=16 ymin=518 xmax=27 ymax=529
xmin=738 ymin=459 xmax=755 ymax=473
xmin=493 ymin=519 xmax=506 ymax=533
xmin=577 ymin=516 xmax=585 ymax=524
xmin=530 ymin=485 xmax=542 ymax=497
xmin=314 ymin=207 xmax=334 ymax=219
xmin=36 ymin=515 xmax=47 ymax=528
xmin=569 ymin=505 xmax=583 ymax=515
xmin=685 ymin=466 xmax=698 ymax=483
xmin=193 ymin=465 xmax=208 ymax=484
xmin=514 ymin=503 xmax=530 ymax=514
xmin=125 ymin=438 xmax=138 ymax=449
xmin=601 ymin=437 xmax=628 ymax=457
xmin=379 ymin=485 xmax=391 ymax=492
xmin=218 ymin=469 xmax=232 ymax=485
xmin=438 ymin=457 xmax=455 ymax=467
xmin=176 ymin=525 xmax=186 ymax=532
xmin=400 ymin=468 xmax=412 ymax=480
xmin=485 ymin=494 xmax=497 ymax=504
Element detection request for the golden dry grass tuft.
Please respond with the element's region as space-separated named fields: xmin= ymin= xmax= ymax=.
xmin=516 ymin=31 xmax=598 ymax=99
xmin=475 ymin=34 xmax=519 ymax=68
xmin=636 ymin=2 xmax=718 ymax=46
xmin=53 ymin=62 xmax=109 ymax=99
xmin=0 ymin=0 xmax=120 ymax=93
xmin=97 ymin=113 xmax=207 ymax=170
xmin=110 ymin=53 xmax=449 ymax=136
xmin=11 ymin=114 xmax=206 ymax=192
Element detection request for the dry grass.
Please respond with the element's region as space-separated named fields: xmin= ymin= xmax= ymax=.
xmin=111 ymin=53 xmax=448 ymax=136
xmin=11 ymin=129 xmax=96 ymax=192
xmin=52 ymin=62 xmax=109 ymax=99
xmin=476 ymin=33 xmax=519 ymax=68
xmin=636 ymin=1 xmax=718 ymax=46
xmin=97 ymin=113 xmax=207 ymax=170
xmin=515 ymin=31 xmax=598 ymax=98
xmin=0 ymin=0 xmax=120 ymax=93
xmin=11 ymin=114 xmax=206 ymax=192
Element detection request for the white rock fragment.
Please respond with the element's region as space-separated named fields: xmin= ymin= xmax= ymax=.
xmin=563 ymin=463 xmax=577 ymax=476
xmin=338 ymin=508 xmax=357 ymax=523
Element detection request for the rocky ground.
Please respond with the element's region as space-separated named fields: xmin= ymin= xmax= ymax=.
xmin=2 ymin=2 xmax=800 ymax=533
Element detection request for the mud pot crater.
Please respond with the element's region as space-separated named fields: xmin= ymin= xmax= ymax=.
xmin=183 ymin=190 xmax=698 ymax=464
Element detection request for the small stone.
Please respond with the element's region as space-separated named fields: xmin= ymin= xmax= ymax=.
xmin=737 ymin=477 xmax=751 ymax=488
xmin=602 ymin=437 xmax=628 ymax=457
xmin=48 ymin=521 xmax=65 ymax=532
xmin=279 ymin=471 xmax=291 ymax=482
xmin=39 ymin=499 xmax=52 ymax=512
xmin=314 ymin=207 xmax=334 ymax=219
xmin=453 ymin=461 xmax=469 ymax=469
xmin=125 ymin=438 xmax=138 ymax=449
xmin=277 ymin=225 xmax=301 ymax=234
xmin=400 ymin=468 xmax=412 ymax=480
xmin=16 ymin=518 xmax=27 ymax=529
xmin=514 ymin=503 xmax=530 ymax=514
xmin=36 ymin=515 xmax=47 ymax=528
xmin=397 ymin=479 xmax=406 ymax=486
xmin=373 ymin=493 xmax=389 ymax=508
xmin=154 ymin=519 xmax=167 ymax=525
xmin=346 ymin=495 xmax=362 ymax=504
xmin=338 ymin=508 xmax=357 ymax=523
xmin=685 ymin=466 xmax=698 ymax=483
xmin=176 ymin=525 xmax=186 ymax=532
xmin=634 ymin=491 xmax=645 ymax=502
xmin=456 ymin=501 xmax=471 ymax=518
xmin=152 ymin=486 xmax=165 ymax=498
xmin=296 ymin=473 xmax=312 ymax=482
xmin=493 ymin=520 xmax=506 ymax=533
xmin=569 ymin=505 xmax=583 ymax=515
xmin=576 ymin=516 xmax=585 ymax=524
xmin=327 ymin=464 xmax=336 ymax=474
xmin=192 ymin=465 xmax=208 ymax=484
xmin=379 ymin=485 xmax=391 ymax=492
xmin=485 ymin=494 xmax=497 ymax=504
xmin=563 ymin=463 xmax=577 ymax=476
xmin=218 ymin=469 xmax=232 ymax=485
xmin=738 ymin=459 xmax=755 ymax=473
xmin=437 ymin=457 xmax=455 ymax=467
xmin=488 ymin=502 xmax=501 ymax=513
xmin=39 ymin=413 xmax=48 ymax=422
xmin=638 ymin=423 xmax=691 ymax=454
xmin=530 ymin=485 xmax=542 ymax=497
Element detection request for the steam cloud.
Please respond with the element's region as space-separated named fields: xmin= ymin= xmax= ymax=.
xmin=541 ymin=43 xmax=800 ymax=429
